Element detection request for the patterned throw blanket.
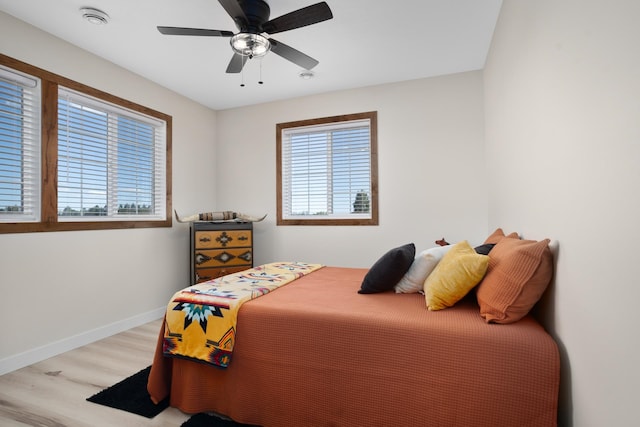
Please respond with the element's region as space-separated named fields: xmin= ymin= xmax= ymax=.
xmin=163 ymin=262 xmax=324 ymax=368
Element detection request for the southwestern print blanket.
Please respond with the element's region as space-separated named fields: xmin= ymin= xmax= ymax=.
xmin=163 ymin=262 xmax=323 ymax=368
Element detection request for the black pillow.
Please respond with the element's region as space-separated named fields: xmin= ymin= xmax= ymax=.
xmin=358 ymin=243 xmax=416 ymax=294
xmin=474 ymin=243 xmax=496 ymax=255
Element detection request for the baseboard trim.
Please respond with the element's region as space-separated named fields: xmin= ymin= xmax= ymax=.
xmin=0 ymin=307 xmax=165 ymax=376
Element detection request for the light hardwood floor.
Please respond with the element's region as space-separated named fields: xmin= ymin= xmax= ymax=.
xmin=0 ymin=319 xmax=192 ymax=427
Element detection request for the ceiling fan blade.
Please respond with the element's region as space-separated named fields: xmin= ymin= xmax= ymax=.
xmin=157 ymin=26 xmax=234 ymax=37
xmin=269 ymin=38 xmax=319 ymax=70
xmin=218 ymin=0 xmax=249 ymax=31
xmin=262 ymin=2 xmax=333 ymax=34
xmin=226 ymin=53 xmax=247 ymax=73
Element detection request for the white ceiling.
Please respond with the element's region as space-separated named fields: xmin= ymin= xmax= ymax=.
xmin=0 ymin=0 xmax=503 ymax=110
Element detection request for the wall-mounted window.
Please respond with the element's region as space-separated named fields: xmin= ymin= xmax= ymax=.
xmin=277 ymin=111 xmax=378 ymax=225
xmin=0 ymin=65 xmax=41 ymax=223
xmin=0 ymin=54 xmax=172 ymax=233
xmin=57 ymin=88 xmax=166 ymax=221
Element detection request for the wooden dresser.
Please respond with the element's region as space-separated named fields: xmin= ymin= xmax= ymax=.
xmin=191 ymin=221 xmax=253 ymax=284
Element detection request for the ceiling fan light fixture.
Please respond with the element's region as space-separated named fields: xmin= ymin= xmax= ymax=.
xmin=230 ymin=33 xmax=271 ymax=58
xmin=80 ymin=7 xmax=110 ymax=25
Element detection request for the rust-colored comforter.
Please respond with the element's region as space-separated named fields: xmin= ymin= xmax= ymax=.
xmin=148 ymin=266 xmax=559 ymax=426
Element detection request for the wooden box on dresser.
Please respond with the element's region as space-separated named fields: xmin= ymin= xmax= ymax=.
xmin=191 ymin=221 xmax=253 ymax=284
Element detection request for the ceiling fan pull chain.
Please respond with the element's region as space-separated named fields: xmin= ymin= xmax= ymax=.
xmin=240 ymin=56 xmax=246 ymax=87
xmin=259 ymin=59 xmax=264 ymax=85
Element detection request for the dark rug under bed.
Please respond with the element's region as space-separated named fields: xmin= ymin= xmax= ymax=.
xmin=87 ymin=365 xmax=257 ymax=425
xmin=180 ymin=412 xmax=259 ymax=427
xmin=86 ymin=366 xmax=169 ymax=418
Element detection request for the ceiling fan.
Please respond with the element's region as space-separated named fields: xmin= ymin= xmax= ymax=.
xmin=157 ymin=0 xmax=333 ymax=74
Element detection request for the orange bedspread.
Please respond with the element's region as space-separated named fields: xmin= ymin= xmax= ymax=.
xmin=148 ymin=266 xmax=559 ymax=427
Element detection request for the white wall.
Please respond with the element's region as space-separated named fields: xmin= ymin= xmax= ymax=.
xmin=0 ymin=12 xmax=218 ymax=373
xmin=484 ymin=1 xmax=640 ymax=425
xmin=216 ymin=71 xmax=488 ymax=267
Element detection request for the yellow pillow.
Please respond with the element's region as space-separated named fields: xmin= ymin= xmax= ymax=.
xmin=424 ymin=240 xmax=489 ymax=311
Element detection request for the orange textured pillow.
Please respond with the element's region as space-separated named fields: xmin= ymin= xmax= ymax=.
xmin=484 ymin=228 xmax=520 ymax=244
xmin=476 ymin=237 xmax=553 ymax=323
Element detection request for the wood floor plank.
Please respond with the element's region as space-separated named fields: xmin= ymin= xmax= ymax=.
xmin=0 ymin=319 xmax=191 ymax=427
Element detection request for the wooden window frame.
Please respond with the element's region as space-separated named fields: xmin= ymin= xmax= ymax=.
xmin=276 ymin=111 xmax=379 ymax=226
xmin=0 ymin=54 xmax=172 ymax=234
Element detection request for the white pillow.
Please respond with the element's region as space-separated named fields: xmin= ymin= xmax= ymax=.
xmin=394 ymin=245 xmax=454 ymax=293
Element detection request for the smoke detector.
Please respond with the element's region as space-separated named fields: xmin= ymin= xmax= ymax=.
xmin=80 ymin=7 xmax=110 ymax=25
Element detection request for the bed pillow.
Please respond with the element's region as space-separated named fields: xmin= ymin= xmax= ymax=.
xmin=423 ymin=241 xmax=489 ymax=310
xmin=358 ymin=243 xmax=416 ymax=294
xmin=476 ymin=237 xmax=553 ymax=323
xmin=474 ymin=243 xmax=495 ymax=255
xmin=484 ymin=228 xmax=519 ymax=244
xmin=394 ymin=245 xmax=454 ymax=293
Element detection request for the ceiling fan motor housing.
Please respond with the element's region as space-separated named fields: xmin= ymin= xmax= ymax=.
xmin=237 ymin=0 xmax=271 ymax=33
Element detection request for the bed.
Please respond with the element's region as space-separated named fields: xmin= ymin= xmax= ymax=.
xmin=148 ymin=235 xmax=560 ymax=427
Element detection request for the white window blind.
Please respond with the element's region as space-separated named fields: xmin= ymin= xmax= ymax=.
xmin=281 ymin=118 xmax=372 ymax=220
xmin=57 ymin=87 xmax=166 ymax=221
xmin=0 ymin=66 xmax=41 ymax=222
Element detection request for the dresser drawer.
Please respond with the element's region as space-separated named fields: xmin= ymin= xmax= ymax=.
xmin=194 ymin=248 xmax=253 ymax=268
xmin=191 ymin=221 xmax=254 ymax=285
xmin=195 ymin=230 xmax=252 ymax=249
xmin=195 ymin=266 xmax=249 ymax=283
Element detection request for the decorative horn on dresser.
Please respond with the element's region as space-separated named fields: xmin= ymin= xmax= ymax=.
xmin=175 ymin=210 xmax=267 ymax=223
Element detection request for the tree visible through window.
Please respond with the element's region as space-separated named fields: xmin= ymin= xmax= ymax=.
xmin=277 ymin=111 xmax=378 ymax=225
xmin=353 ymin=191 xmax=370 ymax=213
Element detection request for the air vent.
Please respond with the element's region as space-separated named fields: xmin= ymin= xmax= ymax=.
xmin=80 ymin=7 xmax=110 ymax=25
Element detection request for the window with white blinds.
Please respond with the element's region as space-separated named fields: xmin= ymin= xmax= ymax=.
xmin=57 ymin=88 xmax=167 ymax=221
xmin=0 ymin=54 xmax=171 ymax=233
xmin=277 ymin=111 xmax=378 ymax=225
xmin=0 ymin=66 xmax=41 ymax=222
